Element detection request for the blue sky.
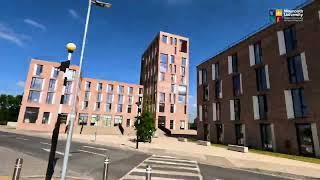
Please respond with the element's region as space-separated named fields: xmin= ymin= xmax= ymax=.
xmin=0 ymin=0 xmax=305 ymax=119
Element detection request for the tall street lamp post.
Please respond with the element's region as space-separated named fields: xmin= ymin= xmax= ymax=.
xmin=60 ymin=0 xmax=112 ymax=179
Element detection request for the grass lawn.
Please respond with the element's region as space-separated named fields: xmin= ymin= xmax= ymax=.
xmin=210 ymin=143 xmax=320 ymax=164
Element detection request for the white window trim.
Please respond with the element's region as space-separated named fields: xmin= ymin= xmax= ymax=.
xmin=219 ymin=80 xmax=223 ymax=98
xmin=198 ymin=70 xmax=202 ymax=85
xmin=252 ymin=96 xmax=260 ymax=120
xmin=277 ymin=30 xmax=286 ymax=55
xmin=212 ymin=64 xmax=216 ymax=81
xmin=300 ymin=52 xmax=309 ymax=81
xmin=228 ymin=56 xmax=232 ymax=74
xmin=199 ymin=105 xmax=202 ymax=121
xmin=249 ymin=44 xmax=255 ymax=66
xmin=284 ymin=90 xmax=294 ymax=119
xmin=270 ymin=124 xmax=277 ymax=151
xmin=230 ymin=100 xmax=235 ymax=121
xmin=212 ymin=103 xmax=217 ymax=121
xmin=311 ymin=123 xmax=320 ymax=157
xmin=265 ymin=65 xmax=270 ymax=89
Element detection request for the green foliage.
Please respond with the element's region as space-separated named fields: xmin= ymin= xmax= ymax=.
xmin=134 ymin=111 xmax=156 ymax=142
xmin=0 ymin=94 xmax=22 ymax=125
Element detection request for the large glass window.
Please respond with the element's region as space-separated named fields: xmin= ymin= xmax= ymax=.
xmin=107 ymin=84 xmax=113 ymax=93
xmin=256 ymin=67 xmax=267 ymax=91
xmin=202 ymin=69 xmax=207 ymax=84
xmin=78 ymin=113 xmax=88 ymax=125
xmin=203 ymin=85 xmax=209 ymax=101
xmin=85 ymin=81 xmax=91 ymax=91
xmin=159 ymin=103 xmax=165 ymax=112
xmin=91 ymin=115 xmax=99 ymax=126
xmin=106 ymin=103 xmax=112 ymax=112
xmin=296 ymin=124 xmax=314 ymax=156
xmin=48 ymin=79 xmax=56 ymax=92
xmin=258 ymin=95 xmax=268 ymax=120
xmin=160 ymin=53 xmax=168 ymax=72
xmin=117 ymin=104 xmax=123 ymax=113
xmin=233 ymin=74 xmax=241 ymax=96
xmin=260 ymin=124 xmax=273 ymax=151
xmin=180 ymin=40 xmax=188 ymax=53
xmin=28 ymin=90 xmax=40 ymax=103
xmin=52 ymin=67 xmax=59 ymax=78
xmin=234 ymin=99 xmax=240 ymax=121
xmin=104 ymin=115 xmax=112 ymax=127
xmin=62 ymin=94 xmax=70 ymax=105
xmin=235 ymin=124 xmax=244 ymax=146
xmin=288 ymin=55 xmax=304 ymax=83
xmin=42 ymin=112 xmax=50 ymax=124
xmin=114 ymin=115 xmax=123 ymax=126
xmin=118 ymin=95 xmax=123 ymax=104
xmin=35 ymin=64 xmax=43 ymax=76
xmin=284 ymin=26 xmax=297 ymax=53
xmin=118 ymin=85 xmax=124 ymax=94
xmin=30 ymin=77 xmax=43 ymax=90
xmin=254 ymin=41 xmax=262 ymax=64
xmin=46 ymin=92 xmax=54 ymax=104
xmin=162 ymin=35 xmax=167 ymax=43
xmin=215 ymin=80 xmax=221 ymax=99
xmin=23 ymin=107 xmax=39 ymax=123
xmin=128 ymin=87 xmax=133 ymax=95
xmin=97 ymin=93 xmax=102 ymax=102
xmin=232 ymin=53 xmax=238 ymax=73
xmin=292 ymin=88 xmax=308 ymax=118
xmin=97 ymin=83 xmax=103 ymax=91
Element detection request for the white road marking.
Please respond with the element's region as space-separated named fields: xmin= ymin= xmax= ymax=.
xmin=40 ymin=142 xmax=51 ymax=145
xmin=41 ymin=148 xmax=71 ymax=156
xmin=149 ymin=157 xmax=197 ymax=163
xmin=78 ymin=149 xmax=107 ymax=157
xmin=82 ymin=145 xmax=108 ymax=151
xmin=133 ymin=168 xmax=202 ymax=177
xmin=152 ymin=155 xmax=177 ymax=159
xmin=141 ymin=163 xmax=200 ymax=172
xmin=16 ymin=137 xmax=29 ymax=141
xmin=145 ymin=159 xmax=198 ymax=167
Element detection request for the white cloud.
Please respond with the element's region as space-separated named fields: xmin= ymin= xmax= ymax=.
xmin=24 ymin=19 xmax=46 ymax=31
xmin=0 ymin=23 xmax=30 ymax=47
xmin=16 ymin=81 xmax=25 ymax=88
xmin=68 ymin=9 xmax=80 ymax=20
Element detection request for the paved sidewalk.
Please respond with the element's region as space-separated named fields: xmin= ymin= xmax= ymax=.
xmin=1 ymin=127 xmax=320 ymax=179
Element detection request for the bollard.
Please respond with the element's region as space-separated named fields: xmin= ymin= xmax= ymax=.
xmin=12 ymin=158 xmax=23 ymax=180
xmin=145 ymin=164 xmax=152 ymax=180
xmin=103 ymin=156 xmax=110 ymax=180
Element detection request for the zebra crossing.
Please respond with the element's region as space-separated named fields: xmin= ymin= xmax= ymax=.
xmin=120 ymin=155 xmax=203 ymax=180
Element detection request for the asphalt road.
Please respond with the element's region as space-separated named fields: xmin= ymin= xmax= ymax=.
xmin=0 ymin=131 xmax=288 ymax=180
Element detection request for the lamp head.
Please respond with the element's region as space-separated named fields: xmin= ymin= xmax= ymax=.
xmin=66 ymin=43 xmax=76 ymax=53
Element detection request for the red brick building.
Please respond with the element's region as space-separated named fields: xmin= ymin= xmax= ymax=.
xmin=197 ymin=1 xmax=320 ymax=157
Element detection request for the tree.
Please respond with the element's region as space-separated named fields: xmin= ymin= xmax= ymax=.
xmin=134 ymin=111 xmax=156 ymax=143
xmin=0 ymin=94 xmax=22 ymax=125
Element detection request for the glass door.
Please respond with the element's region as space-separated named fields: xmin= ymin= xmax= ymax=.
xmin=296 ymin=124 xmax=314 ymax=157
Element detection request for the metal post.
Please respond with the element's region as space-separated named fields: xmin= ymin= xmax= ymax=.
xmin=60 ymin=0 xmax=92 ymax=179
xmin=145 ymin=164 xmax=151 ymax=180
xmin=103 ymin=156 xmax=110 ymax=180
xmin=12 ymin=158 xmax=23 ymax=180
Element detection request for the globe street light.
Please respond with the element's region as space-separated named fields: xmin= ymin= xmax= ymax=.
xmin=60 ymin=1 xmax=111 ymax=179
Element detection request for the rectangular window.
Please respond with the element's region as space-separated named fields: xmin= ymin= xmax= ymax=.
xmin=296 ymin=124 xmax=314 ymax=156
xmin=28 ymin=90 xmax=40 ymax=103
xmin=128 ymin=87 xmax=133 ymax=95
xmin=65 ymin=81 xmax=72 ymax=94
xmin=235 ymin=124 xmax=244 ymax=146
xmin=212 ymin=63 xmax=220 ymax=80
xmin=182 ymin=58 xmax=187 ymax=66
xmin=117 ymin=104 xmax=123 ymax=113
xmin=260 ymin=124 xmax=273 ymax=151
xmin=98 ymin=83 xmax=103 ymax=91
xmin=234 ymin=99 xmax=240 ymax=121
xmin=159 ymin=103 xmax=165 ymax=112
xmin=30 ymin=77 xmax=43 ymax=90
xmin=178 ymin=94 xmax=186 ymax=104
xmin=118 ymin=95 xmax=123 ymax=104
xmin=46 ymin=92 xmax=54 ymax=104
xmin=171 ymin=84 xmax=175 ymax=93
xmin=52 ymin=67 xmax=59 ymax=78
xmin=114 ymin=116 xmax=122 ymax=126
xmin=126 ymin=119 xmax=131 ymax=127
xmin=288 ymin=55 xmax=304 ymax=83
xmin=256 ymin=67 xmax=267 ymax=91
xmin=106 ymin=94 xmax=112 ymax=103
xmin=180 ymin=40 xmax=188 ymax=53
xmin=162 ymin=35 xmax=167 ymax=43
xmin=85 ymin=81 xmax=91 ymax=91
xmin=171 ymin=74 xmax=176 ymax=83
xmin=292 ymin=88 xmax=308 ymax=118
xmin=139 ymin=88 xmax=143 ymax=94
xmin=254 ymin=42 xmax=262 ymax=64
xmin=202 ymin=69 xmax=207 ymax=84
xmin=107 ymin=84 xmax=114 ymax=93
xmin=48 ymin=79 xmax=56 ymax=92
xmin=215 ymin=80 xmax=222 ymax=99
xmin=90 ymin=115 xmax=99 ymax=126
xmin=170 ymin=37 xmax=173 ymax=45
xmin=258 ymin=95 xmax=268 ymax=120
xmin=232 ymin=54 xmax=238 ymax=73
xmin=128 ymin=96 xmax=133 ymax=105
xmin=216 ymin=124 xmax=223 ymax=144
xmin=216 ymin=102 xmax=221 ymax=121
xmin=118 ymin=85 xmax=124 ymax=94
xmin=106 ymin=103 xmax=112 ymax=112
xmin=97 ymin=93 xmax=102 ymax=102
xmin=284 ymin=26 xmax=297 ymax=53
xmin=159 ymin=92 xmax=165 ymax=103
xmin=160 ymin=73 xmax=165 ymax=81
xmin=180 ymin=120 xmax=186 ymax=130
xmin=79 ymin=113 xmax=88 ymax=125
xmin=35 ymin=64 xmax=43 ymax=76
xmin=83 ymin=101 xmax=89 ymax=110
xmin=84 ymin=92 xmax=90 ymax=101
xmin=203 ymin=85 xmax=209 ymax=101
xmin=42 ymin=112 xmax=50 ymax=124
xmin=170 ymin=55 xmax=175 ymax=64
xmin=233 ymin=74 xmax=241 ymax=96
xmin=127 ymin=105 xmax=132 ymax=113
xmin=160 ymin=53 xmax=168 ymax=72
xmin=170 ymin=120 xmax=174 ymax=129
xmin=95 ymin=102 xmax=101 ymax=110
xmin=62 ymin=94 xmax=70 ymax=105
xmin=104 ymin=115 xmax=111 ymax=127
xmin=170 ymin=104 xmax=174 ymax=113
xmin=181 ymin=66 xmax=185 ymax=76
xmin=23 ymin=107 xmax=39 ymax=123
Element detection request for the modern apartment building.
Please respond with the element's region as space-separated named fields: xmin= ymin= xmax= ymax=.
xmin=197 ymin=1 xmax=320 ymax=157
xmin=140 ymin=32 xmax=189 ymax=131
xmin=17 ymin=59 xmax=143 ymax=134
